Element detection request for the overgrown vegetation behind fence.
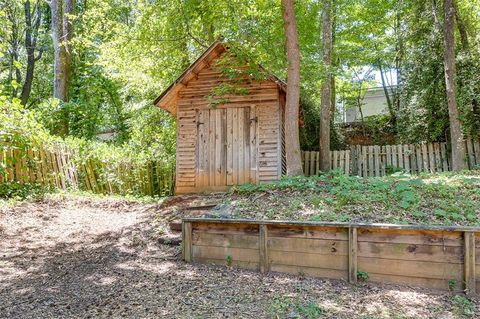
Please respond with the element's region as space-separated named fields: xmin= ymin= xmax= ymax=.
xmin=302 ymin=138 xmax=480 ymax=177
xmin=0 ymin=142 xmax=175 ymax=196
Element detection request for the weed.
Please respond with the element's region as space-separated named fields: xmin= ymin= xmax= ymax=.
xmin=269 ymin=296 xmax=325 ymax=319
xmin=226 ymin=255 xmax=233 ymax=267
xmin=295 ymin=301 xmax=324 ymax=319
xmin=451 ymin=295 xmax=475 ymax=317
xmin=311 ymin=196 xmax=323 ymax=208
xmin=448 ymin=279 xmax=457 ymax=291
xmin=357 ymin=271 xmax=369 ymax=281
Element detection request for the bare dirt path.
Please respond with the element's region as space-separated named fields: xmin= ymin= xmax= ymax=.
xmin=0 ymin=195 xmax=478 ymax=319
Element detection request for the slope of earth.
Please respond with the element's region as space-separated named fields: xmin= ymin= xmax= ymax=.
xmin=0 ymin=193 xmax=479 ymax=318
xmin=208 ymin=170 xmax=480 ymax=226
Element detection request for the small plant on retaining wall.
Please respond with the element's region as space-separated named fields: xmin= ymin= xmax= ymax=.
xmin=357 ymin=271 xmax=369 ymax=281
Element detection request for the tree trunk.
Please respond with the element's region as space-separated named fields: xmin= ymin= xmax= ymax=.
xmin=5 ymin=4 xmax=22 ymax=97
xmin=394 ymin=0 xmax=403 ymax=114
xmin=281 ymin=0 xmax=303 ymax=176
xmin=51 ymin=0 xmax=74 ymax=136
xmin=378 ymin=62 xmax=396 ymax=126
xmin=443 ymin=0 xmax=466 ymax=171
xmin=453 ymin=0 xmax=469 ymax=52
xmin=319 ymin=0 xmax=332 ymax=171
xmin=20 ymin=0 xmax=42 ymax=106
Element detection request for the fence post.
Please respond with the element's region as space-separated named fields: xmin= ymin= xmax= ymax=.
xmin=259 ymin=224 xmax=269 ymax=273
xmin=182 ymin=221 xmax=193 ymax=262
xmin=464 ymin=231 xmax=476 ymax=295
xmin=348 ymin=227 xmax=358 ymax=284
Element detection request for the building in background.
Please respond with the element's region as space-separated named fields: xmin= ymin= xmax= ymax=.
xmin=338 ymin=86 xmax=394 ymax=123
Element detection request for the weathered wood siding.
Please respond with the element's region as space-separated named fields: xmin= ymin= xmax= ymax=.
xmin=175 ymin=57 xmax=283 ymax=193
xmin=183 ymin=219 xmax=480 ymax=295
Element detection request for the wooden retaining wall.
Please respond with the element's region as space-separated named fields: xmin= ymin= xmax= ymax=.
xmin=302 ymin=137 xmax=480 ymax=177
xmin=182 ymin=218 xmax=479 ymax=295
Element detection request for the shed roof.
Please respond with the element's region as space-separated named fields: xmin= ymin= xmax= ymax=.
xmin=153 ymin=41 xmax=286 ymax=116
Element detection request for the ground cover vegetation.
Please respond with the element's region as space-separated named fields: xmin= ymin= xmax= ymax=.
xmin=220 ymin=170 xmax=480 ymax=226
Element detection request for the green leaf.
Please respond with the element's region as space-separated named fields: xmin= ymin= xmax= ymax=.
xmin=13 ymin=60 xmax=22 ymax=70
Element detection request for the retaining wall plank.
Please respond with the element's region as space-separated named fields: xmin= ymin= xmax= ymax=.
xmin=358 ymin=228 xmax=463 ymax=247
xmin=366 ymin=273 xmax=463 ymax=291
xmin=192 ymin=245 xmax=259 ymax=263
xmin=271 ymin=264 xmax=347 ymax=280
xmin=192 ymin=232 xmax=259 ymax=249
xmin=268 ymin=237 xmax=348 ymax=255
xmin=269 ymin=251 xmax=348 ymax=270
xmin=268 ymin=225 xmax=347 ymax=240
xmin=194 ymin=258 xmax=259 ymax=270
xmin=358 ymin=257 xmax=463 ymax=280
xmin=193 ymin=222 xmax=259 ymax=235
xmin=358 ymin=241 xmax=463 ymax=263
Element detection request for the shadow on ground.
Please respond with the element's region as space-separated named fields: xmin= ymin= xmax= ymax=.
xmin=0 ymin=197 xmax=478 ymax=319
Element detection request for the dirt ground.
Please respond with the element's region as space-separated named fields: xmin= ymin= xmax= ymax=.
xmin=1 ymin=194 xmax=479 ymax=319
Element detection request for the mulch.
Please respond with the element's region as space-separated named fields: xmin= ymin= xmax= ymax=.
xmin=0 ymin=195 xmax=478 ymax=318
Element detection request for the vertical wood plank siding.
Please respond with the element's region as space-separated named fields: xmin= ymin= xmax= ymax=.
xmin=175 ymin=57 xmax=283 ymax=193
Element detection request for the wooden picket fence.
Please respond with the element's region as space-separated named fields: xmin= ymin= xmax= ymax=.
xmin=302 ymin=150 xmax=351 ymax=176
xmin=0 ymin=142 xmax=175 ymax=196
xmin=302 ymin=137 xmax=480 ymax=177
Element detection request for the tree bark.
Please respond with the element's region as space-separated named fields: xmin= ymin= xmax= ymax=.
xmin=453 ymin=0 xmax=469 ymax=52
xmin=5 ymin=3 xmax=22 ymax=97
xmin=319 ymin=0 xmax=332 ymax=171
xmin=378 ymin=61 xmax=397 ymax=126
xmin=50 ymin=0 xmax=74 ymax=136
xmin=443 ymin=0 xmax=466 ymax=171
xmin=281 ymin=0 xmax=303 ymax=176
xmin=20 ymin=0 xmax=42 ymax=106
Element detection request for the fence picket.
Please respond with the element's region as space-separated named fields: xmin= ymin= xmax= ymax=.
xmin=0 ymin=147 xmax=4 ymax=183
xmin=402 ymin=144 xmax=410 ymax=173
xmin=466 ymin=139 xmax=475 ymax=169
xmin=433 ymin=143 xmax=442 ymax=172
xmin=374 ymin=146 xmax=380 ymax=176
xmin=473 ymin=139 xmax=480 ymax=167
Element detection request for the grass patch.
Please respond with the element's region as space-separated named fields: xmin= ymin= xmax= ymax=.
xmin=269 ymin=296 xmax=325 ymax=319
xmin=229 ymin=170 xmax=480 ymax=226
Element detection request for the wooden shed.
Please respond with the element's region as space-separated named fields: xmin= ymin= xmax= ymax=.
xmin=154 ymin=41 xmax=287 ymax=194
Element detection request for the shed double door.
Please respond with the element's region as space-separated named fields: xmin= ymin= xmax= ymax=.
xmin=196 ymin=106 xmax=257 ymax=188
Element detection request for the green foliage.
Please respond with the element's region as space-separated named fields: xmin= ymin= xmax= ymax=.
xmin=226 ymin=255 xmax=233 ymax=267
xmin=1 ymin=97 xmax=174 ymax=197
xmin=357 ymin=271 xmax=369 ymax=281
xmin=231 ymin=170 xmax=480 ymax=226
xmin=206 ymin=83 xmax=249 ymax=109
xmin=448 ymin=279 xmax=457 ymax=291
xmin=0 ymin=182 xmax=50 ymax=200
xmin=1 ymin=0 xmax=480 ymax=189
xmin=450 ymin=295 xmax=475 ymax=317
xmin=269 ymin=296 xmax=325 ymax=319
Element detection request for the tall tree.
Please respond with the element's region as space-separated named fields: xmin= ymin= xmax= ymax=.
xmin=443 ymin=0 xmax=466 ymax=171
xmin=319 ymin=0 xmax=332 ymax=171
xmin=281 ymin=0 xmax=303 ymax=176
xmin=20 ymin=0 xmax=43 ymax=105
xmin=50 ymin=0 xmax=75 ymax=136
